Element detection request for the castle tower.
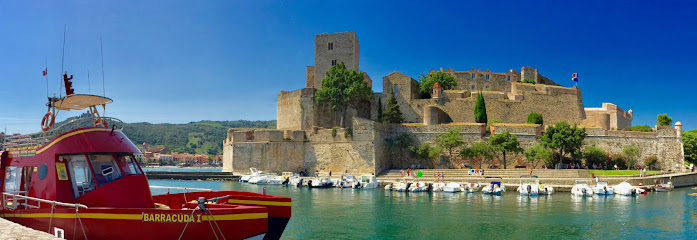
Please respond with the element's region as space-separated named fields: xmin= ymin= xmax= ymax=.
xmin=432 ymin=82 xmax=443 ymax=99
xmin=308 ymin=31 xmax=360 ymax=90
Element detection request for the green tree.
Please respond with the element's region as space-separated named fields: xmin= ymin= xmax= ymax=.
xmin=684 ymin=130 xmax=697 ymax=165
xmin=418 ymin=71 xmax=457 ymax=98
xmin=385 ymin=133 xmax=415 ymax=161
xmin=461 ymin=141 xmax=494 ymax=169
xmin=540 ymin=121 xmax=587 ymax=168
xmin=409 ymin=143 xmax=443 ymax=167
xmin=645 ymin=156 xmax=658 ymax=169
xmin=377 ymin=97 xmax=383 ymax=123
xmin=435 ymin=127 xmax=465 ymax=165
xmin=630 ymin=125 xmax=653 ymax=132
xmin=488 ymin=131 xmax=523 ymax=169
xmin=583 ymin=146 xmax=608 ymax=168
xmin=656 ymin=113 xmax=673 ymax=127
xmin=525 ymin=143 xmax=553 ymax=168
xmin=527 ymin=112 xmax=544 ymax=125
xmin=383 ymin=88 xmax=404 ymax=123
xmin=622 ymin=146 xmax=641 ymax=169
xmin=474 ymin=91 xmax=487 ymax=124
xmin=315 ymin=62 xmax=373 ymax=127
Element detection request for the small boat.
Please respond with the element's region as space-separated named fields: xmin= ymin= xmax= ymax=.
xmin=431 ymin=182 xmax=445 ymax=192
xmin=409 ymin=182 xmax=428 ymax=192
xmin=308 ymin=177 xmax=334 ymax=188
xmin=239 ymin=167 xmax=263 ymax=182
xmin=613 ymin=182 xmax=646 ymax=196
xmin=654 ymin=181 xmax=674 ymax=192
xmin=463 ymin=182 xmax=481 ymax=193
xmin=538 ymin=184 xmax=554 ymax=195
xmin=571 ymin=180 xmax=594 ymax=196
xmin=353 ymin=175 xmax=380 ymax=189
xmin=517 ymin=175 xmax=540 ymax=196
xmin=267 ymin=175 xmax=284 ymax=185
xmin=593 ymin=181 xmax=614 ymax=195
xmin=395 ymin=181 xmax=410 ymax=192
xmin=482 ymin=180 xmax=505 ymax=195
xmin=332 ymin=175 xmax=356 ymax=188
xmin=384 ymin=182 xmax=394 ymax=191
xmin=248 ymin=174 xmax=270 ymax=184
xmin=443 ymin=182 xmax=462 ymax=193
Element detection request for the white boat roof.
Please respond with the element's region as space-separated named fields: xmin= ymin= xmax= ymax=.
xmin=55 ymin=94 xmax=113 ymax=111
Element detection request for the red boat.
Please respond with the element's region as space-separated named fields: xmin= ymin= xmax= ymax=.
xmin=0 ymin=72 xmax=291 ymax=239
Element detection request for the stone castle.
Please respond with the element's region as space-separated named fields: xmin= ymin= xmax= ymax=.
xmin=223 ymin=31 xmax=685 ymax=175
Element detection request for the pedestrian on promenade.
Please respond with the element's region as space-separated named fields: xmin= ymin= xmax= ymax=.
xmin=329 ymin=171 xmax=332 ymax=177
xmin=400 ymin=169 xmax=405 ymax=177
xmin=407 ymin=168 xmax=411 ymax=177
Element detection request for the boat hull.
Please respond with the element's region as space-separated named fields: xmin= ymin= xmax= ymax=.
xmin=1 ymin=206 xmax=268 ymax=240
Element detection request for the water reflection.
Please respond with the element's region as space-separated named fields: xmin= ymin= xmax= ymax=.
xmin=149 ymin=180 xmax=697 ymax=239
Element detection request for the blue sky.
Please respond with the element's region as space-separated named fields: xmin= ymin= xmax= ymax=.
xmin=1 ymin=0 xmax=695 ymax=133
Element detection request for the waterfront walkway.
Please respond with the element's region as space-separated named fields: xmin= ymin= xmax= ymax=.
xmin=0 ymin=218 xmax=58 ymax=240
xmin=376 ymin=169 xmax=697 ymax=191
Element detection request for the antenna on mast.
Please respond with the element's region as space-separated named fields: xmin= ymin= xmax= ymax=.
xmin=100 ymin=37 xmax=105 ymax=97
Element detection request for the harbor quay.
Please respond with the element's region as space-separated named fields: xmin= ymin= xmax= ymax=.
xmin=0 ymin=217 xmax=59 ymax=240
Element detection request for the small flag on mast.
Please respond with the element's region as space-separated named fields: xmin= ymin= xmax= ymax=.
xmin=42 ymin=68 xmax=47 ymax=76
xmin=572 ymin=73 xmax=578 ymax=82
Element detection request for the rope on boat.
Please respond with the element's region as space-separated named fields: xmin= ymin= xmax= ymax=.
xmin=48 ymin=202 xmax=55 ymax=233
xmin=204 ymin=208 xmax=226 ymax=240
xmin=204 ymin=209 xmax=221 ymax=240
xmin=75 ymin=206 xmax=88 ymax=240
xmin=177 ymin=207 xmax=199 ymax=240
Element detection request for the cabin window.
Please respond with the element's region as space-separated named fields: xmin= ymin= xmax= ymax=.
xmin=66 ymin=154 xmax=96 ymax=198
xmin=117 ymin=154 xmax=143 ymax=175
xmin=88 ymin=154 xmax=123 ymax=186
xmin=4 ymin=166 xmax=22 ymax=194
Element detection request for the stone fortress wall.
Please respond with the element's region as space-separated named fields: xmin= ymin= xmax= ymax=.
xmin=223 ymin=31 xmax=686 ymax=175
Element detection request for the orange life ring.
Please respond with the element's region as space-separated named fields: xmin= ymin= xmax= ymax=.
xmin=41 ymin=111 xmax=55 ymax=131
xmin=94 ymin=118 xmax=108 ymax=128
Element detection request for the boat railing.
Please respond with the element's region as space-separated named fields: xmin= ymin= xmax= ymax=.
xmin=1 ymin=116 xmax=125 ymax=151
xmin=2 ymin=192 xmax=88 ymax=210
xmin=149 ymin=185 xmax=213 ymax=195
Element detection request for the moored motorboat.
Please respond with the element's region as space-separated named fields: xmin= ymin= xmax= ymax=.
xmin=384 ymin=182 xmax=394 ymax=191
xmin=654 ymin=181 xmax=674 ymax=192
xmin=463 ymin=182 xmax=481 ymax=193
xmin=240 ymin=167 xmax=263 ymax=182
xmin=353 ymin=175 xmax=380 ymax=189
xmin=613 ymin=182 xmax=646 ymax=196
xmin=431 ymin=182 xmax=445 ymax=192
xmin=0 ymin=76 xmax=290 ymax=239
xmin=409 ymin=182 xmax=428 ymax=192
xmin=308 ymin=177 xmax=333 ymax=188
xmin=482 ymin=180 xmax=505 ymax=195
xmin=517 ymin=175 xmax=540 ymax=196
xmin=443 ymin=182 xmax=462 ymax=193
xmin=571 ymin=180 xmax=594 ymax=196
xmin=593 ymin=181 xmax=614 ymax=195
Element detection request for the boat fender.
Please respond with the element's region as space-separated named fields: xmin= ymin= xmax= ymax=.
xmin=41 ymin=111 xmax=55 ymax=132
xmin=527 ymin=185 xmax=532 ymax=195
xmin=94 ymin=118 xmax=108 ymax=128
xmin=631 ymin=188 xmax=636 ymax=196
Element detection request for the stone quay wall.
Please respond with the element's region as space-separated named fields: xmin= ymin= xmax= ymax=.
xmin=224 ymin=120 xmax=685 ymax=175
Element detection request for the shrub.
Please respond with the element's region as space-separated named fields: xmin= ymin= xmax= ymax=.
xmin=521 ymin=79 xmax=536 ymax=84
xmin=610 ymin=154 xmax=626 ymax=169
xmin=331 ymin=127 xmax=337 ymax=137
xmin=630 ymin=125 xmax=653 ymax=132
xmin=527 ymin=112 xmax=543 ymax=125
xmin=344 ymin=128 xmax=353 ymax=138
xmin=622 ymin=146 xmax=641 ymax=170
xmin=645 ymin=156 xmax=658 ymax=169
xmin=418 ymin=72 xmax=457 ymax=98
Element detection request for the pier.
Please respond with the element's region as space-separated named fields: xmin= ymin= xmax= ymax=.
xmin=0 ymin=218 xmax=59 ymax=239
xmin=145 ymin=171 xmax=239 ymax=181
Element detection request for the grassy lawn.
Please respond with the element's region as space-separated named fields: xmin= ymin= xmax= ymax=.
xmin=589 ymin=170 xmax=660 ymax=176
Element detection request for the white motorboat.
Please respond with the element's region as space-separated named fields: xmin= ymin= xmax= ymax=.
xmin=613 ymin=182 xmax=645 ymax=196
xmin=593 ymin=181 xmax=614 ymax=195
xmin=333 ymin=175 xmax=357 ymax=188
xmin=309 ymin=177 xmax=333 ymax=188
xmin=240 ymin=167 xmax=263 ymax=182
xmin=482 ymin=180 xmax=505 ymax=195
xmin=354 ymin=175 xmax=380 ymax=189
xmin=654 ymin=181 xmax=674 ymax=192
xmin=267 ymin=175 xmax=284 ymax=185
xmin=517 ymin=175 xmax=540 ymax=196
xmin=431 ymin=182 xmax=445 ymax=192
xmin=384 ymin=182 xmax=394 ymax=191
xmin=443 ymin=182 xmax=462 ymax=193
xmin=289 ymin=175 xmax=304 ymax=187
xmin=571 ymin=180 xmax=594 ymax=196
xmin=248 ymin=174 xmax=270 ymax=184
xmin=538 ymin=184 xmax=554 ymax=195
xmin=463 ymin=182 xmax=481 ymax=193
xmin=395 ymin=181 xmax=410 ymax=192
xmin=409 ymin=182 xmax=428 ymax=192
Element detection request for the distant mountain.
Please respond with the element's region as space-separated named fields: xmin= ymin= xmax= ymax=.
xmin=54 ymin=115 xmax=275 ymax=155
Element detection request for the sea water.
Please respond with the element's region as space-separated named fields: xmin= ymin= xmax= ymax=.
xmin=147 ymin=178 xmax=697 ymax=239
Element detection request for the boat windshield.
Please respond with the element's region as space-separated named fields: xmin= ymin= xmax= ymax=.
xmin=65 ymin=153 xmax=143 ymax=199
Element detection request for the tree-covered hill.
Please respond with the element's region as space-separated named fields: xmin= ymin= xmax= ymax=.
xmin=123 ymin=120 xmax=276 ymax=155
xmin=51 ymin=115 xmax=275 ymax=156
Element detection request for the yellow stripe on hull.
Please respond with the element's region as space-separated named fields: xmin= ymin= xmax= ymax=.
xmin=227 ymin=199 xmax=292 ymax=207
xmin=0 ymin=212 xmax=268 ymax=221
xmin=36 ymin=128 xmax=113 ymax=154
